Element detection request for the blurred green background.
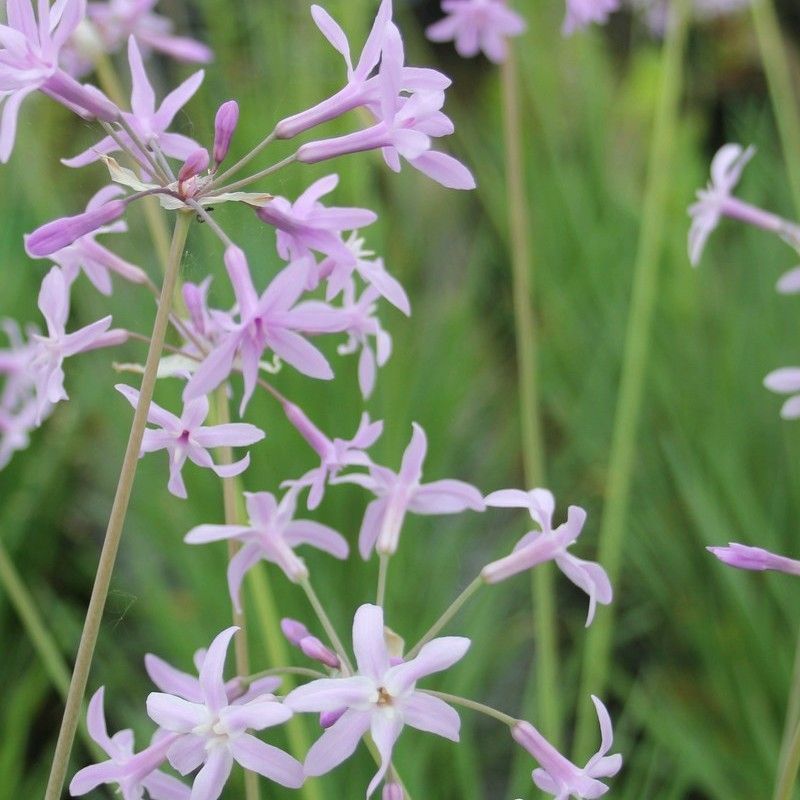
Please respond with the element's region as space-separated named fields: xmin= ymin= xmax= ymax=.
xmin=2 ymin=0 xmax=800 ymax=797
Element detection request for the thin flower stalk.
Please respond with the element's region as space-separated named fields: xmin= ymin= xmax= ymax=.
xmin=574 ymin=0 xmax=690 ymax=758
xmin=422 ymin=689 xmax=518 ymax=728
xmin=300 ymin=577 xmax=355 ymax=675
xmin=44 ymin=211 xmax=192 ymax=800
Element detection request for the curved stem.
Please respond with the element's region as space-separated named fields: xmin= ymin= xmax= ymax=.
xmin=44 ymin=212 xmax=192 ymax=800
xmin=573 ymin=0 xmax=690 ymax=758
xmin=300 ymin=578 xmax=354 ymax=675
xmin=406 ymin=577 xmax=483 ymax=660
xmin=215 ymin=153 xmax=298 ymax=194
xmin=421 ymin=689 xmax=517 ymax=728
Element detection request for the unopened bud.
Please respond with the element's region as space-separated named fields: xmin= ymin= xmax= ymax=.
xmin=213 ymin=100 xmax=239 ymax=166
xmin=299 ymin=636 xmax=340 ymax=670
xmin=281 ymin=618 xmax=311 ymax=646
xmin=178 ymin=147 xmax=210 ymax=182
xmin=25 ymin=201 xmax=127 ymax=257
xmin=320 ymin=708 xmax=346 ymax=729
xmin=383 ymin=783 xmax=404 ymax=800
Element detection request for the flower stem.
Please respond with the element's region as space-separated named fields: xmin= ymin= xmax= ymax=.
xmin=212 ymin=131 xmax=276 ymax=188
xmin=500 ymin=45 xmax=556 ymax=744
xmin=421 ymin=689 xmax=517 ymax=728
xmin=376 ymin=553 xmax=389 ymax=607
xmin=774 ymin=718 xmax=800 ymax=800
xmin=406 ymin=577 xmax=483 ymax=660
xmin=44 ymin=211 xmax=192 ymax=800
xmin=215 ymin=153 xmax=298 ymax=194
xmin=573 ymin=0 xmax=690 ymax=759
xmin=300 ymin=578 xmax=354 ymax=675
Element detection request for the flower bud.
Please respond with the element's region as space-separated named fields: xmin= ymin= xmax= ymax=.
xmin=178 ymin=148 xmax=210 ymax=182
xmin=25 ymin=201 xmax=127 ymax=258
xmin=299 ymin=636 xmax=340 ymax=670
xmin=320 ymin=708 xmax=346 ymax=729
xmin=382 ymin=783 xmax=404 ymax=800
xmin=280 ymin=618 xmax=311 ymax=646
xmin=213 ymin=100 xmax=240 ymax=166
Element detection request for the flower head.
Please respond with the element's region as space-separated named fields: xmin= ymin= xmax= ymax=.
xmin=708 ymin=543 xmax=800 ymax=576
xmin=115 ymin=384 xmax=265 ymax=498
xmin=286 ymin=604 xmax=470 ymax=797
xmin=562 ymin=0 xmax=621 ymax=35
xmin=483 ymin=488 xmax=611 ymax=625
xmin=185 ymin=486 xmax=349 ymax=610
xmin=426 ymin=0 xmax=526 ymax=64
xmin=513 ymin=695 xmax=622 ymax=799
xmin=147 ymin=627 xmax=304 ymax=800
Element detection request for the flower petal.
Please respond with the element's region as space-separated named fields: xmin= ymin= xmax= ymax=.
xmin=230 ymin=733 xmax=304 ymax=788
xmin=352 ymin=603 xmax=390 ymax=681
xmin=401 ymin=691 xmax=461 ymax=741
xmin=303 ymin=709 xmax=371 ymax=776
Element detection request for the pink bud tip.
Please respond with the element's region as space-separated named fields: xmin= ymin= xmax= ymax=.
xmin=281 ymin=618 xmax=311 ymax=646
xmin=320 ymin=708 xmax=346 ymax=729
xmin=299 ymin=636 xmax=340 ymax=670
xmin=25 ymin=201 xmax=127 ymax=257
xmin=383 ymin=783 xmax=404 ymax=800
xmin=213 ymin=100 xmax=240 ymax=166
xmin=179 ymin=148 xmax=210 ymax=182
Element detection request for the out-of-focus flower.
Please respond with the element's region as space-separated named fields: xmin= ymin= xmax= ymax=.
xmin=185 ymin=486 xmax=349 ymax=610
xmin=63 ymin=36 xmax=203 ymax=169
xmin=562 ymin=0 xmax=621 ymax=35
xmin=336 ymin=423 xmax=485 ymax=559
xmin=512 ymin=696 xmax=622 ymax=799
xmin=708 ymin=543 xmax=800 ymax=576
xmin=115 ymin=384 xmax=265 ymax=498
xmin=764 ymin=368 xmax=800 ymax=419
xmin=286 ymin=604 xmax=470 ymax=797
xmin=632 ymin=0 xmax=750 ymax=35
xmin=483 ymin=488 xmax=611 ymax=625
xmin=146 ymin=627 xmax=304 ymax=800
xmin=69 ymin=687 xmax=190 ymax=800
xmin=426 ymin=0 xmax=526 ymax=64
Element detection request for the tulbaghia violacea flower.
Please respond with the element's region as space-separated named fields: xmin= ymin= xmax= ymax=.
xmin=69 ymin=687 xmax=190 ymax=800
xmin=0 ymin=0 xmax=119 ymax=162
xmin=146 ymin=627 xmax=304 ymax=799
xmin=184 ymin=247 xmax=346 ymax=412
xmin=185 ymin=487 xmax=349 ymax=610
xmin=286 ymin=604 xmax=470 ymax=797
xmin=708 ymin=543 xmax=800 ymax=576
xmin=512 ymin=696 xmax=622 ymax=799
xmin=483 ymin=488 xmax=611 ymax=625
xmin=281 ymin=618 xmax=341 ymax=669
xmin=764 ymin=367 xmax=800 ymax=419
xmin=28 ymin=185 xmax=146 ymax=294
xmin=281 ymin=401 xmax=383 ymax=510
xmin=64 ymin=36 xmax=203 ymax=168
xmin=336 ymin=423 xmax=485 ymax=558
xmin=115 ymin=384 xmax=265 ymax=498
xmin=562 ymin=0 xmax=621 ymax=35
xmin=426 ymin=0 xmax=526 ymax=64
xmin=212 ymin=99 xmax=239 ymax=168
xmin=32 ymin=266 xmax=126 ymax=423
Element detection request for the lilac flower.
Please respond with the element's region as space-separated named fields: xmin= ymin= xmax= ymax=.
xmin=562 ymin=0 xmax=621 ymax=35
xmin=70 ymin=687 xmax=189 ymax=799
xmin=281 ymin=618 xmax=341 ymax=670
xmin=212 ymin=99 xmax=239 ymax=168
xmin=776 ymin=266 xmax=800 ymax=295
xmin=483 ymin=489 xmax=611 ymax=626
xmin=0 ymin=0 xmax=119 ymax=162
xmin=285 ymin=604 xmax=470 ymax=797
xmin=146 ymin=627 xmax=304 ymax=799
xmin=31 ymin=267 xmax=125 ymax=423
xmin=115 ymin=384 xmax=265 ymax=498
xmin=183 ymin=248 xmax=346 ymax=413
xmin=336 ymin=423 xmax=485 ymax=559
xmin=256 ymin=175 xmax=377 ymax=278
xmin=281 ymin=401 xmax=383 ymax=510
xmin=383 ymin=783 xmax=403 ymax=800
xmin=764 ymin=368 xmax=800 ymax=419
xmin=512 ymin=696 xmax=622 ymax=799
xmin=708 ymin=543 xmax=800 ymax=576
xmin=28 ymin=186 xmax=146 ymax=294
xmin=0 ymin=400 xmax=41 ymax=469
xmin=297 ymin=24 xmax=475 ymax=191
xmin=184 ymin=486 xmax=349 ymax=610
xmin=63 ymin=36 xmax=203 ymax=169
xmin=426 ymin=0 xmax=526 ymax=64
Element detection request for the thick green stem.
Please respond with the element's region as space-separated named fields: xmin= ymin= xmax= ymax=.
xmin=774 ymin=718 xmax=800 ymax=800
xmin=573 ymin=0 xmax=690 ymax=758
xmin=45 ymin=212 xmax=192 ymax=800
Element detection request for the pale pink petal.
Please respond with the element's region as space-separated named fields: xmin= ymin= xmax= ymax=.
xmin=285 ymin=676 xmax=375 ymax=712
xmin=127 ymin=37 xmax=155 ymax=118
xmin=142 ymin=769 xmax=191 ymax=800
xmin=86 ymin=687 xmax=114 ymax=753
xmin=220 ymin=699 xmax=292 ymax=733
xmin=765 ymin=368 xmax=800 ymax=394
xmin=310 ymin=5 xmax=352 ymax=69
xmin=410 ymin=151 xmax=476 ymax=190
xmin=352 ymin=603 xmax=390 ymax=681
xmin=385 ymin=637 xmax=470 ymax=695
xmin=408 ymin=479 xmax=485 ymax=514
xmin=192 ymin=423 xmax=265 ymax=448
xmin=229 ymin=733 xmax=304 ymax=788
xmin=267 ymin=328 xmax=334 ymax=380
xmin=167 ymin=735 xmax=207 ymax=775
xmin=358 ymin=497 xmax=388 ymax=559
xmin=398 ymin=422 xmax=427 ymax=484
xmin=366 ymin=713 xmax=403 ymax=797
xmin=190 ymin=746 xmax=232 ymax=800
xmin=144 ymin=654 xmax=202 ymax=702
xmin=199 ymin=627 xmax=238 ymax=712
xmin=154 ymin=70 xmax=205 ymax=130
xmin=283 ymin=520 xmax=349 ymax=558
xmin=401 ymin=691 xmax=460 ymax=741
xmin=303 ymin=710 xmax=371 ymax=776
xmin=227 ymin=542 xmax=263 ymax=612
xmin=146 ymin=693 xmax=207 ymax=732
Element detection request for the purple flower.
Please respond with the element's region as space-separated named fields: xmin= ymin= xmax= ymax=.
xmin=776 ymin=266 xmax=800 ymax=295
xmin=708 ymin=543 xmax=800 ymax=576
xmin=513 ymin=696 xmax=622 ymax=799
xmin=212 ymin=99 xmax=239 ymax=168
xmin=297 ymin=24 xmax=475 ymax=191
xmin=0 ymin=0 xmax=119 ymax=161
xmin=764 ymin=368 xmax=800 ymax=419
xmin=115 ymin=384 xmax=265 ymax=498
xmin=69 ymin=687 xmax=189 ymax=800
xmin=426 ymin=0 xmax=526 ymax=64
xmin=562 ymin=0 xmax=621 ymax=35
xmin=256 ymin=174 xmax=378 ymax=276
xmin=483 ymin=488 xmax=611 ymax=626
xmin=285 ymin=604 xmax=470 ymax=797
xmin=63 ymin=36 xmax=203 ymax=169
xmin=28 ymin=186 xmax=146 ymax=294
xmin=281 ymin=401 xmax=383 ymax=510
xmin=31 ymin=266 xmax=125 ymax=423
xmin=184 ymin=248 xmax=346 ymax=413
xmin=146 ymin=627 xmax=304 ymax=800
xmin=185 ymin=486 xmax=349 ymax=610
xmin=281 ymin=618 xmax=341 ymax=670
xmin=336 ymin=423 xmax=485 ymax=559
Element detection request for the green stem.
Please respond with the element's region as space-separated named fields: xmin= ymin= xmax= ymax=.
xmin=242 ymin=666 xmax=327 ymax=685
xmin=212 ymin=131 xmax=276 ymax=188
xmin=406 ymin=577 xmax=483 ymax=660
xmin=500 ymin=43 xmax=555 ymax=746
xmin=216 ymin=154 xmax=298 ymax=194
xmin=300 ymin=578 xmax=354 ymax=675
xmin=774 ymin=718 xmax=800 ymax=800
xmin=45 ymin=212 xmax=192 ymax=800
xmin=573 ymin=0 xmax=690 ymax=759
xmin=421 ymin=690 xmax=517 ymax=728
xmin=376 ymin=553 xmax=389 ymax=607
